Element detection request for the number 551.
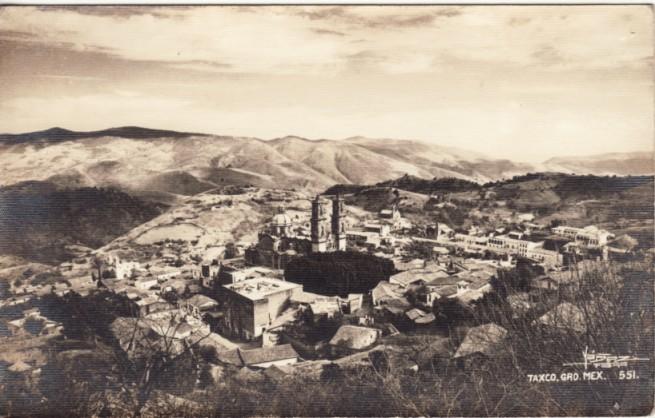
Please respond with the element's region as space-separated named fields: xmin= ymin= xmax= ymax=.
xmin=619 ymin=370 xmax=638 ymax=380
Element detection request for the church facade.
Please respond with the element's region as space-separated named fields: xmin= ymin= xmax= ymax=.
xmin=310 ymin=194 xmax=346 ymax=253
xmin=245 ymin=194 xmax=347 ymax=269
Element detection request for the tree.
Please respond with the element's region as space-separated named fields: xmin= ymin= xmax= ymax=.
xmin=91 ymin=255 xmax=104 ymax=282
xmin=320 ymin=363 xmax=344 ymax=383
xmin=432 ymin=297 xmax=472 ymax=324
xmin=104 ymin=315 xmax=212 ymax=417
xmin=102 ymin=269 xmax=116 ymax=279
xmin=23 ymin=317 xmax=45 ymax=335
xmin=549 ymin=219 xmax=563 ymax=228
xmin=224 ymin=242 xmax=239 ymax=259
xmin=404 ymin=240 xmax=433 ymax=260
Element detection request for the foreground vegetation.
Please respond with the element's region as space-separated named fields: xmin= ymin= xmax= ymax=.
xmin=1 ymin=260 xmax=651 ymax=417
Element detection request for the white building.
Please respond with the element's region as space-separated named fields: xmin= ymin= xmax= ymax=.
xmin=219 ymin=277 xmax=302 ymax=340
xmin=525 ymin=247 xmax=563 ymax=266
xmin=487 ymin=235 xmax=541 ymax=258
xmin=552 ymin=225 xmax=615 ymax=248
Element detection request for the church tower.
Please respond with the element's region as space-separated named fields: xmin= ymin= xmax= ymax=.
xmin=331 ymin=193 xmax=346 ymax=251
xmin=310 ymin=195 xmax=328 ymax=252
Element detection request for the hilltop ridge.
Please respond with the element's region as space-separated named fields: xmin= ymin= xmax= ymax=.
xmin=0 ymin=127 xmax=650 ymax=195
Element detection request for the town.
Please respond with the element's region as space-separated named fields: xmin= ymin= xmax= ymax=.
xmin=1 ymin=179 xmax=647 ymax=415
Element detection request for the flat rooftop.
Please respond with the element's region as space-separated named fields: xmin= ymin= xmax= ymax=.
xmin=224 ymin=277 xmax=301 ymax=301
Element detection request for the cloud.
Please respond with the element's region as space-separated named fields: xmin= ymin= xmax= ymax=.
xmin=37 ymin=74 xmax=105 ymax=81
xmin=166 ymin=60 xmax=233 ymax=73
xmin=0 ymin=30 xmax=39 ymax=40
xmin=312 ymin=28 xmax=347 ymax=37
xmin=531 ymin=44 xmax=566 ymax=66
xmin=295 ymin=6 xmax=461 ymax=29
xmin=0 ymin=5 xmax=650 ymax=78
xmin=35 ymin=5 xmax=183 ymax=19
xmin=508 ymin=16 xmax=531 ymax=26
xmin=0 ymin=4 xmax=651 ymax=162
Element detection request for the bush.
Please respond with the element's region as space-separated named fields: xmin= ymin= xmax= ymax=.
xmin=24 ymin=317 xmax=45 ymax=335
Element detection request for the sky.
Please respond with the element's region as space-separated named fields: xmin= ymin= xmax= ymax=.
xmin=0 ymin=5 xmax=652 ymax=162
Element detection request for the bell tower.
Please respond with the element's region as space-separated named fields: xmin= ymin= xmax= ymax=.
xmin=331 ymin=193 xmax=346 ymax=251
xmin=310 ymin=195 xmax=327 ymax=252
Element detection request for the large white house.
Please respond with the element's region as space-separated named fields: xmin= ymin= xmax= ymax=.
xmin=552 ymin=225 xmax=615 ymax=248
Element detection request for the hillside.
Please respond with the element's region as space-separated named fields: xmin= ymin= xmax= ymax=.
xmin=488 ymin=173 xmax=653 ymax=201
xmin=0 ymin=126 xmax=204 ymax=146
xmin=329 ymin=173 xmax=653 ymax=246
xmin=325 ymin=175 xmax=481 ymax=200
xmin=544 ymin=152 xmax=653 ymax=176
xmin=344 ymin=137 xmax=536 ymax=182
xmin=94 ymin=187 xmax=316 ymax=273
xmin=1 ymin=127 xmax=650 ymax=197
xmin=0 ymin=182 xmax=164 ymax=264
xmin=269 ymin=136 xmax=436 ymax=184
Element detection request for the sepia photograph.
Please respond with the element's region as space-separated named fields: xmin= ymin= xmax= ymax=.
xmin=0 ymin=4 xmax=653 ymax=416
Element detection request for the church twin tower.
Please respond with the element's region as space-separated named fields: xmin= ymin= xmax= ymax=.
xmin=310 ymin=194 xmax=346 ymax=253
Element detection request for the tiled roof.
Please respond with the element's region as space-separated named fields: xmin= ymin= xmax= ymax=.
xmin=216 ymin=349 xmax=243 ymax=366
xmin=329 ymin=325 xmax=379 ymax=349
xmin=390 ymin=271 xmax=427 ymax=286
xmin=405 ymin=308 xmax=427 ymax=321
xmin=290 ymin=291 xmax=319 ymax=305
xmin=414 ymin=313 xmax=436 ymax=324
xmin=186 ymin=294 xmax=218 ymax=309
xmin=454 ymin=323 xmax=507 ymax=359
xmin=426 ymin=274 xmax=460 ymax=287
xmin=437 ymin=285 xmax=458 ymax=297
xmin=536 ymin=302 xmax=587 ymax=333
xmin=372 ymin=281 xmax=403 ymax=302
xmin=239 ymin=344 xmax=299 ymax=366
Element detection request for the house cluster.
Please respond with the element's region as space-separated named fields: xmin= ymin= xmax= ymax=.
xmin=346 ymin=203 xmax=420 ymax=258
xmin=373 ymin=258 xmax=496 ymax=319
xmin=0 ymin=307 xmax=66 ymax=382
xmin=437 ymin=221 xmax=617 ymax=269
xmin=236 ymin=195 xmax=418 ymax=274
xmin=445 ymin=227 xmax=563 ymax=267
xmin=6 ymin=307 xmax=63 ymax=338
xmin=86 ymin=253 xmax=233 ymax=349
xmin=346 ymin=204 xmax=413 ymax=253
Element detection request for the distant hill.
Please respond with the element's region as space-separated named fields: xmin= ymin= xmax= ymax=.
xmin=325 ymin=174 xmax=481 ymax=197
xmin=343 ymin=137 xmax=535 ymax=182
xmin=0 ymin=181 xmax=164 ymax=263
xmin=341 ymin=186 xmax=430 ymax=214
xmin=487 ymin=172 xmax=653 ymax=198
xmin=330 ymin=172 xmax=654 ymax=225
xmin=140 ymin=171 xmax=217 ymax=196
xmin=0 ymin=127 xmax=651 ymax=196
xmin=0 ymin=126 xmax=203 ymax=146
xmin=377 ymin=175 xmax=481 ymax=194
xmin=543 ymin=152 xmax=653 ymax=176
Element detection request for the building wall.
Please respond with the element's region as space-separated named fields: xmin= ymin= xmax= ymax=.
xmin=253 ymin=287 xmax=301 ymax=335
xmin=220 ymin=285 xmax=301 ymax=340
xmin=219 ymin=291 xmax=256 ymax=339
xmin=250 ymin=357 xmax=298 ymax=369
xmin=526 ymin=247 xmax=563 ymax=266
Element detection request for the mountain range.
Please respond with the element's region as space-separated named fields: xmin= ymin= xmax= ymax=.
xmin=0 ymin=127 xmax=651 ymax=196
